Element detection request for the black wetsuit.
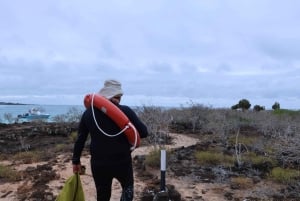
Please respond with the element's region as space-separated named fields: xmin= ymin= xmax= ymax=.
xmin=72 ymin=104 xmax=148 ymax=201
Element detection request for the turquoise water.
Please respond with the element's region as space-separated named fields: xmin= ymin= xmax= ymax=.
xmin=0 ymin=104 xmax=85 ymax=123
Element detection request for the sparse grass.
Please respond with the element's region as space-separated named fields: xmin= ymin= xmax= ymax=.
xmin=264 ymin=145 xmax=276 ymax=155
xmin=272 ymin=109 xmax=300 ymax=116
xmin=195 ymin=151 xmax=234 ymax=167
xmin=145 ymin=149 xmax=160 ymax=167
xmin=231 ymin=176 xmax=253 ymax=189
xmin=244 ymin=152 xmax=278 ymax=167
xmin=54 ymin=143 xmax=70 ymax=153
xmin=269 ymin=167 xmax=299 ymax=184
xmin=69 ymin=131 xmax=78 ymax=142
xmin=0 ymin=164 xmax=21 ymax=181
xmin=228 ymin=135 xmax=258 ymax=147
xmin=0 ymin=153 xmax=10 ymax=161
xmin=12 ymin=151 xmax=43 ymax=164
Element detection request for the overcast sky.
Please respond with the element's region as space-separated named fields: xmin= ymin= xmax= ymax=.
xmin=1 ymin=0 xmax=299 ymax=109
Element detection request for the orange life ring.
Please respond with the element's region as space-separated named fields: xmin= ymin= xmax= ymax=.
xmin=84 ymin=93 xmax=140 ymax=148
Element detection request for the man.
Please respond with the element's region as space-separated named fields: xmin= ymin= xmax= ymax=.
xmin=72 ymin=79 xmax=148 ymax=201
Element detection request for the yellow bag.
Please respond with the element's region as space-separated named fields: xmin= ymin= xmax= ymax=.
xmin=56 ymin=173 xmax=85 ymax=201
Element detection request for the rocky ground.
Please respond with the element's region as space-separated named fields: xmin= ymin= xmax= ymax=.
xmin=0 ymin=122 xmax=299 ymax=201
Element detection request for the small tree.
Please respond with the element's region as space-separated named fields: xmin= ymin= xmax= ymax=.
xmin=272 ymin=102 xmax=280 ymax=110
xmin=238 ymin=99 xmax=251 ymax=111
xmin=231 ymin=99 xmax=251 ymax=111
xmin=253 ymin=105 xmax=265 ymax=112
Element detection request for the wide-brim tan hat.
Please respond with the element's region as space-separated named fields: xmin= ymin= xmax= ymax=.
xmin=98 ymin=79 xmax=123 ymax=99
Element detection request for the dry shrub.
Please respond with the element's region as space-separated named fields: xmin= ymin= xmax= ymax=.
xmin=12 ymin=151 xmax=43 ymax=164
xmin=54 ymin=143 xmax=72 ymax=153
xmin=270 ymin=167 xmax=299 ymax=184
xmin=145 ymin=148 xmax=171 ymax=168
xmin=244 ymin=152 xmax=277 ymax=167
xmin=0 ymin=164 xmax=21 ymax=181
xmin=145 ymin=149 xmax=161 ymax=168
xmin=136 ymin=106 xmax=172 ymax=146
xmin=69 ymin=131 xmax=78 ymax=142
xmin=231 ymin=176 xmax=253 ymax=189
xmin=195 ymin=151 xmax=234 ymax=167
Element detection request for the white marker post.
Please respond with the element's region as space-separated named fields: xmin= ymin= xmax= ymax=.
xmin=160 ymin=149 xmax=166 ymax=191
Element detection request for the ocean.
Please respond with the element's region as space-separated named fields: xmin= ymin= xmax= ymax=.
xmin=0 ymin=104 xmax=85 ymax=124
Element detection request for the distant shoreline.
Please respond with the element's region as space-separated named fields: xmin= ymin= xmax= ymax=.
xmin=0 ymin=102 xmax=29 ymax=105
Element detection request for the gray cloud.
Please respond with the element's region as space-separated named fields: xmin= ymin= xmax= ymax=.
xmin=0 ymin=0 xmax=299 ymax=109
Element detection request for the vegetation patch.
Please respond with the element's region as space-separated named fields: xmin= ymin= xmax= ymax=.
xmin=145 ymin=148 xmax=172 ymax=168
xmin=230 ymin=176 xmax=253 ymax=189
xmin=54 ymin=143 xmax=71 ymax=153
xmin=269 ymin=167 xmax=299 ymax=184
xmin=69 ymin=131 xmax=78 ymax=142
xmin=0 ymin=153 xmax=10 ymax=161
xmin=0 ymin=164 xmax=21 ymax=181
xmin=145 ymin=149 xmax=161 ymax=168
xmin=12 ymin=151 xmax=44 ymax=164
xmin=244 ymin=152 xmax=277 ymax=167
xmin=272 ymin=109 xmax=300 ymax=116
xmin=228 ymin=135 xmax=259 ymax=147
xmin=195 ymin=151 xmax=234 ymax=167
